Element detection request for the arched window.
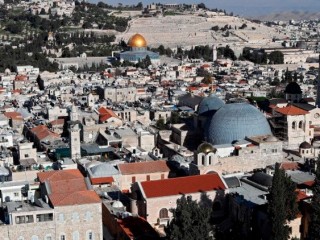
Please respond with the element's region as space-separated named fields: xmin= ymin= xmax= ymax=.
xmin=208 ymin=156 xmax=212 ymax=165
xmin=292 ymin=121 xmax=296 ymax=130
xmin=159 ymin=208 xmax=169 ymax=219
xmin=299 ymin=121 xmax=303 ymax=129
xmin=201 ymin=155 xmax=205 ymax=165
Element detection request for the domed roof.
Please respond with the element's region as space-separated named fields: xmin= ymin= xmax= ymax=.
xmin=264 ymin=135 xmax=278 ymax=142
xmin=300 ymin=141 xmax=311 ymax=149
xmin=197 ymin=142 xmax=216 ymax=154
xmin=128 ymin=33 xmax=147 ymax=48
xmin=112 ymin=200 xmax=124 ymax=209
xmin=89 ymin=163 xmax=119 ymax=177
xmin=284 ymin=82 xmax=302 ymax=94
xmin=208 ymin=103 xmax=272 ymax=145
xmin=198 ymin=94 xmax=225 ymax=115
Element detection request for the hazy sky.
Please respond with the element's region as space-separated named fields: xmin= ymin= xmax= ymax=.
xmin=96 ymin=0 xmax=320 ymax=16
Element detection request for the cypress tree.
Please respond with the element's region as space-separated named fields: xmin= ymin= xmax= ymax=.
xmin=308 ymin=158 xmax=320 ymax=239
xmin=268 ymin=163 xmax=291 ymax=240
xmin=165 ymin=195 xmax=213 ymax=240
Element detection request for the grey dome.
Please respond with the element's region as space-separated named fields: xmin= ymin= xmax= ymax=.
xmin=207 ymin=103 xmax=272 ymax=145
xmin=89 ymin=163 xmax=119 ymax=177
xmin=198 ymin=94 xmax=224 ymax=115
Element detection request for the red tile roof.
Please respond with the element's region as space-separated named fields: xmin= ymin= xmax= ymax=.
xmin=49 ymin=190 xmax=100 ymax=206
xmin=3 ymin=112 xmax=23 ymax=120
xmin=140 ymin=173 xmax=227 ymax=198
xmin=37 ymin=169 xmax=83 ymax=183
xmin=296 ymin=190 xmax=309 ymax=202
xmin=118 ymin=160 xmax=170 ymax=175
xmin=91 ymin=176 xmax=114 ymax=185
xmin=98 ymin=107 xmax=119 ymax=122
xmin=15 ymin=75 xmax=28 ymax=81
xmin=50 ymin=118 xmax=65 ymax=126
xmin=49 ymin=178 xmax=88 ymax=194
xmin=117 ymin=216 xmax=160 ymax=240
xmin=38 ymin=170 xmax=101 ymax=207
xmin=280 ymin=162 xmax=299 ymax=171
xmin=30 ymin=125 xmax=60 ymax=140
xmin=275 ymin=105 xmax=308 ymax=116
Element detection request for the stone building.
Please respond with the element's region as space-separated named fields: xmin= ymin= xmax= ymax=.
xmin=104 ymin=87 xmax=136 ymax=103
xmin=194 ymin=135 xmax=283 ymax=175
xmin=0 ymin=169 xmax=102 ymax=239
xmin=131 ymin=173 xmax=227 ymax=226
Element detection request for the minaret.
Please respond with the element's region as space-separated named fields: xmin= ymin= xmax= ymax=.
xmin=316 ymin=55 xmax=320 ymax=108
xmin=212 ymin=44 xmax=217 ymax=62
xmin=69 ymin=123 xmax=81 ymax=160
xmin=70 ymin=104 xmax=78 ymax=122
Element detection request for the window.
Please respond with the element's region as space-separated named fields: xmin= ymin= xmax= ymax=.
xmin=58 ymin=213 xmax=64 ymax=222
xmin=36 ymin=213 xmax=53 ymax=222
xmin=132 ymin=176 xmax=136 ymax=183
xmin=87 ymin=231 xmax=94 ymax=240
xmin=25 ymin=215 xmax=34 ymax=223
xmin=31 ymin=236 xmax=38 ymax=240
xmin=159 ymin=208 xmax=169 ymax=219
xmin=208 ymin=156 xmax=212 ymax=165
xmin=299 ymin=121 xmax=303 ymax=129
xmin=24 ymin=154 xmax=29 ymax=158
xmin=45 ymin=235 xmax=52 ymax=240
xmin=72 ymin=212 xmax=79 ymax=222
xmin=60 ymin=235 xmax=65 ymax=240
xmin=85 ymin=211 xmax=93 ymax=221
xmin=146 ymin=175 xmax=150 ymax=181
xmin=15 ymin=216 xmax=25 ymax=224
xmin=161 ymin=174 xmax=164 ymax=180
xmin=73 ymin=231 xmax=79 ymax=240
xmin=17 ymin=237 xmax=24 ymax=240
xmin=201 ymin=155 xmax=205 ymax=165
xmin=14 ymin=192 xmax=19 ymax=197
xmin=292 ymin=121 xmax=296 ymax=130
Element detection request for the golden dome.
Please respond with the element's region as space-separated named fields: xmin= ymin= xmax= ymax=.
xmin=128 ymin=33 xmax=147 ymax=48
xmin=197 ymin=142 xmax=216 ymax=154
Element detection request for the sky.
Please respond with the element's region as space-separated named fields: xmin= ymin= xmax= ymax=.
xmin=95 ymin=0 xmax=320 ymax=16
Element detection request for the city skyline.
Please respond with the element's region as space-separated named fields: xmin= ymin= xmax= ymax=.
xmin=95 ymin=0 xmax=320 ymax=16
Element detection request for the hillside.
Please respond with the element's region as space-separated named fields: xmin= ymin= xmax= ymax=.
xmin=116 ymin=13 xmax=286 ymax=49
xmin=256 ymin=11 xmax=320 ymax=21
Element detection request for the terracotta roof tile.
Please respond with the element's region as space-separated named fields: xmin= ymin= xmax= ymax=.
xmin=98 ymin=107 xmax=119 ymax=122
xmin=50 ymin=119 xmax=65 ymax=126
xmin=49 ymin=190 xmax=101 ymax=206
xmin=140 ymin=173 xmax=227 ymax=198
xmin=275 ymin=105 xmax=308 ymax=116
xmin=3 ymin=112 xmax=23 ymax=120
xmin=280 ymin=162 xmax=300 ymax=171
xmin=118 ymin=160 xmax=170 ymax=175
xmin=37 ymin=169 xmax=83 ymax=183
xmin=49 ymin=178 xmax=88 ymax=194
xmin=90 ymin=176 xmax=114 ymax=185
xmin=30 ymin=125 xmax=60 ymax=140
xmin=117 ymin=216 xmax=160 ymax=240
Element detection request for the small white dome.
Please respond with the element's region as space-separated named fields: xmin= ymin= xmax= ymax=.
xmin=112 ymin=200 xmax=124 ymax=208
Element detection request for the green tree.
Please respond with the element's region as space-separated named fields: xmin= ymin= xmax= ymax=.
xmin=307 ymin=158 xmax=320 ymax=239
xmin=165 ymin=195 xmax=213 ymax=240
xmin=156 ymin=118 xmax=166 ymax=130
xmin=268 ymin=51 xmax=284 ymax=64
xmin=268 ymin=163 xmax=298 ymax=240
